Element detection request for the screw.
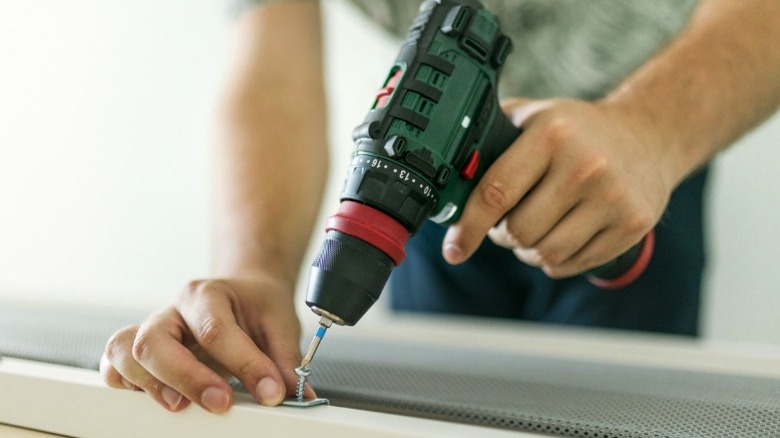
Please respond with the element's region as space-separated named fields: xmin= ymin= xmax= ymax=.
xmin=294 ymin=366 xmax=312 ymax=401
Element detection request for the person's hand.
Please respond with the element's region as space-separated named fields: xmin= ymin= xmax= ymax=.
xmin=443 ymin=98 xmax=674 ymax=278
xmin=100 ymin=274 xmax=314 ymax=413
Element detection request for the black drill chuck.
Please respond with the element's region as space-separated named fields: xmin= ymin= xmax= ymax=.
xmin=306 ymin=230 xmax=394 ymax=326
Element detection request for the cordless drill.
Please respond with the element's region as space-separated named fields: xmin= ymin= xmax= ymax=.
xmin=294 ymin=0 xmax=654 ymax=385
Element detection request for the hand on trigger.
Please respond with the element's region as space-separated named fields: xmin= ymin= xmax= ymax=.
xmin=442 ymin=98 xmax=673 ymax=278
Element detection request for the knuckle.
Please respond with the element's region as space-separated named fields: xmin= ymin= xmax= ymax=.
xmin=131 ymin=328 xmax=153 ymax=363
xmin=626 ymin=211 xmax=653 ymax=234
xmin=580 ymin=259 xmax=599 ymax=273
xmin=584 ymin=155 xmax=609 ymax=180
xmin=540 ymin=116 xmax=576 ymax=147
xmin=99 ymin=356 xmax=124 ymax=388
xmin=178 ymin=279 xmax=207 ymax=304
xmin=182 ymin=278 xmax=214 ymax=297
xmin=196 ymin=279 xmax=232 ymax=297
xmin=196 ymin=316 xmax=225 ymax=348
xmin=603 ymin=186 xmax=628 ymax=206
xmin=569 ymin=154 xmax=609 ymax=186
xmin=505 ymin=221 xmax=532 ymax=247
xmin=182 ymin=278 xmax=228 ymax=296
xmin=538 ymin=248 xmax=563 ymax=267
xmin=185 ymin=279 xmax=205 ymax=293
xmin=512 ymin=246 xmax=543 ymax=267
xmin=547 ymin=261 xmax=584 ymax=279
xmin=487 ymin=227 xmax=508 ymax=247
xmin=542 ymin=265 xmax=567 ymax=279
xmin=177 ymin=279 xmax=233 ymax=310
xmin=104 ymin=326 xmax=134 ymax=361
xmin=103 ymin=371 xmax=124 ymax=388
xmin=479 ymin=179 xmax=515 ymax=212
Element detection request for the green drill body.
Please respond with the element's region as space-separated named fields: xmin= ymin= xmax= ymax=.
xmin=346 ymin=0 xmax=519 ymax=230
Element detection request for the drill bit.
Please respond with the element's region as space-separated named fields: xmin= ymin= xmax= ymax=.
xmin=294 ymin=315 xmax=333 ymax=401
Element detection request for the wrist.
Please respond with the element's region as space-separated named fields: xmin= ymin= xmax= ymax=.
xmin=596 ymin=96 xmax=696 ymax=190
xmin=212 ymin=250 xmax=300 ymax=291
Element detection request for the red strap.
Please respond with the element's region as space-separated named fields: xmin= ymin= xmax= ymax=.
xmin=587 ymin=230 xmax=655 ymax=290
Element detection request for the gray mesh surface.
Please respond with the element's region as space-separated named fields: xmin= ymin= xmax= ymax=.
xmin=0 ymin=300 xmax=137 ymax=370
xmin=312 ymin=341 xmax=780 ymax=437
xmin=2 ymin=301 xmax=779 ymax=437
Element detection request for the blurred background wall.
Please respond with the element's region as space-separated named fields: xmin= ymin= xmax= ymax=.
xmin=0 ymin=0 xmax=778 ymax=345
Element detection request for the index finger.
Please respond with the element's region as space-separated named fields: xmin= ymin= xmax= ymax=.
xmin=442 ymin=131 xmax=549 ymax=264
xmin=177 ymin=280 xmax=289 ymax=407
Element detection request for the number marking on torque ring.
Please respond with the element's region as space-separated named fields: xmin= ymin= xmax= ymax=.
xmin=358 ymin=156 xmax=436 ymax=199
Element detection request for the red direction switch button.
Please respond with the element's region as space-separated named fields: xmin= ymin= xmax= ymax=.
xmin=376 ymin=93 xmax=392 ymax=109
xmin=374 ymin=69 xmax=404 ymax=109
xmin=460 ymin=150 xmax=480 ymax=180
xmin=386 ymin=69 xmax=402 ymax=88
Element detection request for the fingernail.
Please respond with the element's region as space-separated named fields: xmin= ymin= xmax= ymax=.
xmin=201 ymin=386 xmax=230 ymax=413
xmin=161 ymin=386 xmax=183 ymax=410
xmin=443 ymin=243 xmax=464 ymax=264
xmin=256 ymin=377 xmax=283 ymax=406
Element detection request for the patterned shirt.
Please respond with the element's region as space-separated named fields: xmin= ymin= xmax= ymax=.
xmin=236 ymin=0 xmax=698 ymax=99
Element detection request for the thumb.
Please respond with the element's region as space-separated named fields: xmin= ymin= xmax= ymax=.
xmin=261 ymin=311 xmax=318 ymax=400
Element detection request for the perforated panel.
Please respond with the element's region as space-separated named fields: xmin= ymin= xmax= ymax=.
xmin=0 ymin=301 xmax=136 ymax=369
xmin=311 ymin=356 xmax=779 ymax=437
xmin=1 ymin=302 xmax=779 ymax=437
xmin=305 ymin=337 xmax=780 ymax=437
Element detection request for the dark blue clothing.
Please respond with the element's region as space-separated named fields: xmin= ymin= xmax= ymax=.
xmin=389 ymin=168 xmax=709 ymax=337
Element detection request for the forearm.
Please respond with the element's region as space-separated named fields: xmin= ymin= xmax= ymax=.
xmin=602 ymin=0 xmax=780 ymax=187
xmin=213 ymin=1 xmax=327 ymax=285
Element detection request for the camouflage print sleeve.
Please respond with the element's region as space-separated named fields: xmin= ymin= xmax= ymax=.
xmin=345 ymin=0 xmax=699 ymax=99
xmin=227 ymin=0 xmax=699 ymax=100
